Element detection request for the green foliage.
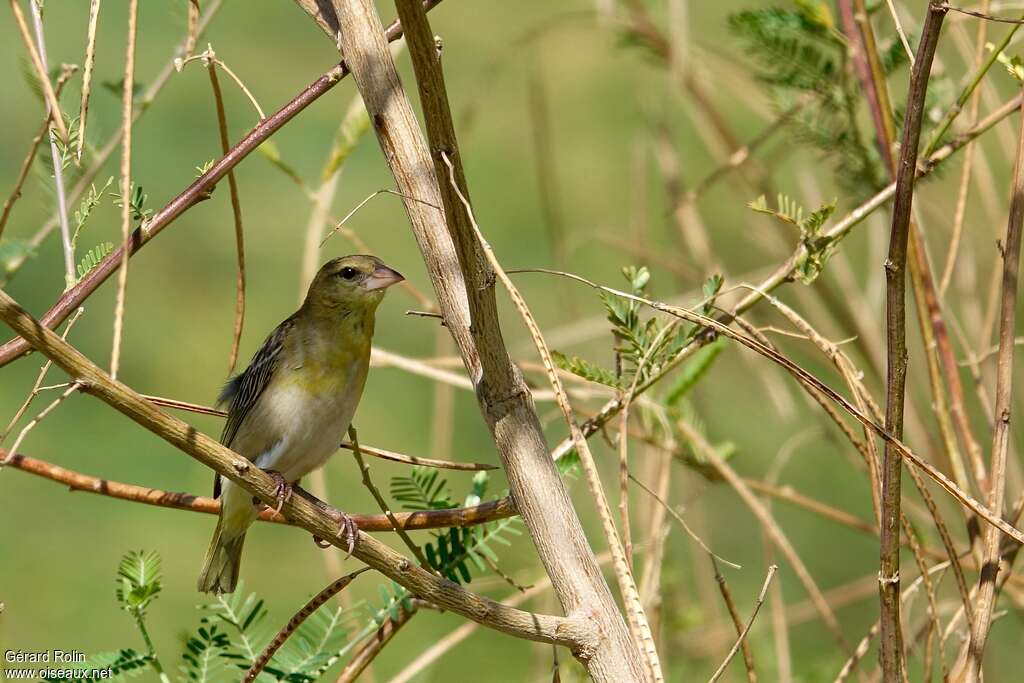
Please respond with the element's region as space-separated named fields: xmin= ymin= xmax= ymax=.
xmin=110 ymin=182 xmax=153 ymax=225
xmin=180 ymin=623 xmax=231 ymax=683
xmin=728 ymin=1 xmax=907 ymax=194
xmin=390 ymin=466 xmax=455 ymax=510
xmin=551 ymin=350 xmax=620 ymax=388
xmin=728 ymin=5 xmax=838 ymax=91
xmin=71 ymin=177 xmax=114 ymax=253
xmin=116 ymin=550 xmax=162 ymax=615
xmin=43 ymin=649 xmax=152 ymax=682
xmin=748 ymin=193 xmax=838 ymax=283
xmin=59 ymin=458 xmax=527 ymax=682
xmin=50 ymin=117 xmax=81 ymax=171
xmin=77 ymin=242 xmax=113 ymax=282
xmin=551 ymin=266 xmax=725 ymax=405
xmin=195 ymin=159 xmax=216 ymax=177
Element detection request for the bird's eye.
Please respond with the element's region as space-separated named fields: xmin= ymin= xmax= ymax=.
xmin=338 ymin=267 xmax=358 ymax=280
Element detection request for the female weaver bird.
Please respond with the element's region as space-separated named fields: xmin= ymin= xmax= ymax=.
xmin=198 ymin=255 xmax=404 ymax=593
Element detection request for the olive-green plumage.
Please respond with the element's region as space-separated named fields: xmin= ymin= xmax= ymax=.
xmin=197 ymin=255 xmax=403 ymax=593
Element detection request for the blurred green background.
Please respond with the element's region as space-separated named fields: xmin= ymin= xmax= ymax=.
xmin=2 ymin=1 xmax=1022 ymax=681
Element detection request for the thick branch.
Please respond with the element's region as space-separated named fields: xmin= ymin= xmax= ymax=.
xmin=311 ymin=0 xmax=647 ymax=679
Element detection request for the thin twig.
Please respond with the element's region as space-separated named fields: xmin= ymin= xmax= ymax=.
xmin=710 ymin=558 xmax=759 ymax=683
xmin=243 ymin=569 xmax=368 ymax=683
xmin=184 ymin=0 xmax=199 ymax=57
xmin=334 ymin=602 xmax=416 ymax=683
xmin=349 ymin=427 xmax=430 ymax=568
xmin=879 ymin=6 xmax=947 ymax=678
xmin=884 ymin=0 xmax=916 ymax=64
xmin=2 ymin=449 xmax=518 ymax=531
xmin=177 ymin=46 xmax=266 ymax=120
xmin=338 ymin=441 xmax=496 ymax=471
xmin=708 ymin=565 xmax=777 ymax=683
xmin=110 ymin=0 xmax=139 ymax=380
xmin=942 ymin=2 xmax=1024 ymax=22
xmin=629 ymin=471 xmax=740 ymax=568
xmin=961 ymin=85 xmax=1024 ymax=683
xmin=77 ymin=0 xmax=103 ymax=164
xmin=674 ymin=417 xmax=852 ymax=655
xmin=9 ymin=0 xmax=70 ymax=144
xmin=5 ymin=383 xmax=81 ymax=461
xmin=519 ymin=268 xmax=1024 ymax=546
xmin=205 ymin=52 xmax=246 ymax=374
xmin=27 ymin=0 xmax=75 ymax=288
xmin=0 ymin=65 xmax=76 ymax=241
xmin=0 ymin=307 xmax=84 ymax=446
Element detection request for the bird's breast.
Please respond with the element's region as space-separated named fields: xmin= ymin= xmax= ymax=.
xmin=254 ymin=347 xmax=369 ymax=482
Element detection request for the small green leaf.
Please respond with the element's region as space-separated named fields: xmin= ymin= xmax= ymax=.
xmin=551 ymin=350 xmax=620 ymax=388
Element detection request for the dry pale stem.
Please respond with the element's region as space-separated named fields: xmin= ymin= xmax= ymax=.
xmin=110 ymin=0 xmax=139 ymax=380
xmin=958 ymin=89 xmax=1024 ymax=683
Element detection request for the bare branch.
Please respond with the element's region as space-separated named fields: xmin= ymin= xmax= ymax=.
xmin=708 ymin=565 xmax=777 ymax=683
xmin=1 ymin=450 xmax=517 ymax=531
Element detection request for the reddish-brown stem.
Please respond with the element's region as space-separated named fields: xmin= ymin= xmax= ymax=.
xmin=2 ymin=450 xmax=517 ymax=531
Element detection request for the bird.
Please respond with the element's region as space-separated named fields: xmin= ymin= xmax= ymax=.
xmin=197 ymin=254 xmax=404 ymax=594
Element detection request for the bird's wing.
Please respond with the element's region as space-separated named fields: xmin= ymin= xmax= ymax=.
xmin=213 ymin=314 xmax=296 ymax=498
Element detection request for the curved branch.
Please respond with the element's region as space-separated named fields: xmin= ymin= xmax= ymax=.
xmin=0 ymin=291 xmax=595 ymax=652
xmin=1 ymin=451 xmax=516 ymax=531
xmin=0 ymin=0 xmax=445 ymax=369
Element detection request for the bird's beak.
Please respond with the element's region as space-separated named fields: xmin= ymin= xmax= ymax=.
xmin=364 ymin=264 xmax=405 ymax=291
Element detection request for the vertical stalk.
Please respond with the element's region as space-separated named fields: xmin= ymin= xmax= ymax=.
xmin=961 ymin=88 xmax=1024 ymax=683
xmin=879 ymin=4 xmax=947 ymax=681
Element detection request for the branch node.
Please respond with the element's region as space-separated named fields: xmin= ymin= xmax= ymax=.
xmin=878 ymin=570 xmax=901 ymax=586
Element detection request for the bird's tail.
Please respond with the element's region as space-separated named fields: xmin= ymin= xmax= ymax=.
xmin=197 ymin=513 xmax=247 ymax=594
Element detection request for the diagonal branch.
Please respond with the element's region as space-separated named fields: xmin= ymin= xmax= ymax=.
xmin=0 ymin=289 xmax=595 ymax=650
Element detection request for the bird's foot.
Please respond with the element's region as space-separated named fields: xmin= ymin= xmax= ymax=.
xmin=313 ymin=507 xmax=359 ymax=558
xmin=262 ymin=469 xmax=293 ymax=516
xmin=291 ymin=486 xmax=359 ymax=557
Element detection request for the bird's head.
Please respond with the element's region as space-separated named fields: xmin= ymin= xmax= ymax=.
xmin=305 ymin=255 xmax=404 ymax=313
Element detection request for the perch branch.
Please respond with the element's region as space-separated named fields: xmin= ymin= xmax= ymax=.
xmin=0 ymin=290 xmax=596 ymax=651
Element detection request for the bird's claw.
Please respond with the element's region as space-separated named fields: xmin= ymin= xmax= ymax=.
xmin=313 ymin=507 xmax=359 ymax=558
xmin=263 ymin=469 xmax=293 ymax=516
